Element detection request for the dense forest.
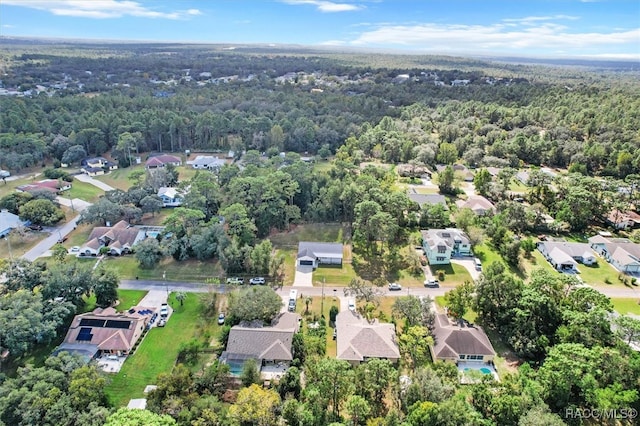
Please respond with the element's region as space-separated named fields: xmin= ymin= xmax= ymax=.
xmin=1 ymin=42 xmax=640 ymax=426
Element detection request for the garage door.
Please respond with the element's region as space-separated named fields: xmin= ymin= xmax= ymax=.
xmin=299 ymin=260 xmax=314 ymax=266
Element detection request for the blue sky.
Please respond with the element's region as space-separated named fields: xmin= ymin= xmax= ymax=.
xmin=1 ymin=0 xmax=639 ymax=59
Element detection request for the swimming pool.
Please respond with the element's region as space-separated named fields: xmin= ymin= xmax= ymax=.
xmin=147 ymin=231 xmax=159 ymax=238
xmin=464 ymin=367 xmax=492 ymax=375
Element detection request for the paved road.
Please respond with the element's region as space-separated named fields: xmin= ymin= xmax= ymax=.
xmin=74 ymin=173 xmax=116 ymax=191
xmin=21 ymin=215 xmax=82 ymax=261
xmin=119 ymin=279 xmax=639 ymax=300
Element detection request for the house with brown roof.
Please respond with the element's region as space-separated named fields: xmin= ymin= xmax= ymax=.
xmin=431 ymin=313 xmax=495 ymax=364
xmin=220 ymin=312 xmax=300 ymax=375
xmin=79 ymin=220 xmax=144 ymax=257
xmin=145 ymin=154 xmax=182 ymax=169
xmin=606 ymin=209 xmax=640 ymax=230
xmin=58 ymin=306 xmax=153 ymax=359
xmin=17 ymin=179 xmax=72 ymax=194
xmin=456 ymin=195 xmax=496 ymax=215
xmin=335 ymin=311 xmax=400 ymax=366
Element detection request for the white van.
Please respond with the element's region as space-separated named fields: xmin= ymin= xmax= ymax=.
xmin=474 ymin=258 xmax=482 ymax=271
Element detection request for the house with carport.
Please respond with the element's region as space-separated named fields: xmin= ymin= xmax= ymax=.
xmin=297 ymin=241 xmax=343 ymax=268
xmin=537 ymin=241 xmax=596 ymax=272
xmin=589 ymin=235 xmax=640 ymax=273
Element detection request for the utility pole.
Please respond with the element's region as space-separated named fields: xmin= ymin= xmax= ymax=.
xmin=163 ymin=271 xmax=168 ymax=298
xmin=320 ymin=277 xmax=325 ymax=318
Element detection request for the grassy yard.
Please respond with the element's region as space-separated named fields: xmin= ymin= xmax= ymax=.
xmin=1 ymin=230 xmax=48 ymax=257
xmin=95 ymin=165 xmax=145 ymax=191
xmin=65 ymin=181 xmax=104 ymax=202
xmin=577 ymin=258 xmax=629 ymax=287
xmin=611 ymin=298 xmax=640 ymax=315
xmin=428 ymin=263 xmax=473 ymax=288
xmin=0 ymin=173 xmax=44 ymax=198
xmin=474 ymin=242 xmax=526 ymax=278
xmin=99 ymin=256 xmax=223 ymax=282
xmin=313 ymin=264 xmax=358 ymax=287
xmin=520 ymin=250 xmax=555 ymax=278
xmin=116 ymin=289 xmax=148 ymax=311
xmin=269 ymin=223 xmax=345 ymax=248
xmin=105 ymin=292 xmax=215 ymax=407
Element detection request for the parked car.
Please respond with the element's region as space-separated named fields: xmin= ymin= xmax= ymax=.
xmin=57 ymin=235 xmax=68 ymax=243
xmin=474 ymin=258 xmax=482 ymax=271
xmin=160 ymin=303 xmax=169 ymax=317
xmin=249 ymin=277 xmax=266 ymax=285
xmin=157 ymin=318 xmax=166 ymax=327
xmin=332 ymin=328 xmax=337 ymax=340
xmin=28 ymin=224 xmax=43 ymax=231
xmin=69 ymin=246 xmax=80 ymax=253
xmin=348 ymin=299 xmax=356 ymax=312
xmin=217 ymin=313 xmax=225 ymax=325
xmin=388 ymin=282 xmax=402 ymax=291
xmin=424 ymin=279 xmax=439 ymax=288
xmin=226 ymin=277 xmax=245 ymax=285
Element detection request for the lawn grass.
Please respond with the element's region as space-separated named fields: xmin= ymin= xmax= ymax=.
xmin=278 ymin=248 xmax=296 ymax=285
xmin=95 ymin=165 xmax=146 ymax=191
xmin=0 ymin=173 xmax=44 ymax=198
xmin=313 ymin=264 xmax=357 ymax=287
xmin=116 ymin=289 xmax=148 ymax=311
xmin=61 ymin=223 xmax=93 ymax=249
xmin=428 ymin=263 xmax=473 ymax=288
xmin=100 ymin=256 xmax=223 ymax=282
xmin=313 ymin=160 xmax=333 ymax=173
xmin=65 ymin=181 xmax=104 ymax=202
xmin=434 ymin=295 xmax=477 ymax=323
xmin=611 ymin=298 xmax=640 ymax=315
xmin=520 ymin=250 xmax=556 ymax=278
xmin=474 ymin=242 xmax=526 ymax=279
xmin=140 ymin=209 xmax=172 ymax=226
xmin=577 ymin=258 xmax=628 ymax=287
xmin=105 ymin=292 xmax=215 ymax=407
xmin=1 ymin=230 xmax=47 ymax=257
xmin=269 ymin=223 xmax=345 ymax=248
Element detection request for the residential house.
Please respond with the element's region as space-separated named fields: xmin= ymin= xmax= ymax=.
xmin=186 ymin=155 xmax=226 ymax=170
xmin=589 ymin=235 xmax=640 ymax=273
xmin=397 ymin=164 xmax=431 ymax=178
xmin=516 ymin=171 xmax=530 ymax=185
xmin=0 ymin=209 xmax=28 ymax=238
xmin=81 ymin=166 xmax=105 ymax=176
xmin=220 ymin=312 xmax=300 ymax=376
xmin=79 ymin=220 xmax=143 ymax=257
xmin=157 ymin=187 xmax=184 ymax=207
xmin=537 ymin=241 xmax=596 ymax=272
xmin=456 ymin=195 xmax=496 ymax=215
xmin=57 ymin=306 xmax=153 ymax=359
xmin=17 ymin=179 xmax=72 ymax=194
xmin=145 ymin=154 xmax=182 ymax=169
xmin=297 ymin=241 xmax=343 ymax=268
xmin=421 ymin=228 xmax=472 ymax=265
xmin=606 ymin=209 xmax=640 ymax=230
xmin=407 ymin=192 xmax=448 ymax=210
xmin=436 ymin=164 xmax=474 ymax=182
xmin=431 ymin=313 xmax=495 ymax=364
xmin=336 ymin=311 xmax=400 ymax=366
xmin=85 ymin=157 xmax=118 ymax=171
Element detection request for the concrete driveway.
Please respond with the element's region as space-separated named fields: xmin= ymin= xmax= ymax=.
xmin=56 ymin=196 xmax=92 ymax=212
xmin=293 ymin=265 xmax=313 ymax=287
xmin=451 ymin=258 xmax=481 ymax=281
xmin=74 ymin=173 xmax=116 ymax=191
xmin=137 ymin=289 xmax=171 ymax=327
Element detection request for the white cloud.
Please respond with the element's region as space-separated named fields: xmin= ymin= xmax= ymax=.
xmin=2 ymin=0 xmax=203 ymax=19
xmin=343 ymin=21 xmax=640 ymax=58
xmin=502 ymin=15 xmax=579 ymax=24
xmin=281 ymin=0 xmax=362 ymax=12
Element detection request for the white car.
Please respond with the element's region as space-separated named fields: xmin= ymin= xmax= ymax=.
xmin=348 ymin=299 xmax=356 ymax=312
xmin=70 ymin=246 xmax=80 ymax=253
xmin=217 ymin=313 xmax=226 ymax=325
xmin=424 ymin=279 xmax=439 ymax=288
xmin=160 ymin=303 xmax=169 ymax=317
xmin=388 ymin=282 xmax=402 ymax=291
xmin=249 ymin=277 xmax=266 ymax=285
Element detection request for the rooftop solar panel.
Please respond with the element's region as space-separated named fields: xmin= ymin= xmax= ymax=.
xmin=105 ymin=320 xmax=131 ymax=329
xmin=79 ymin=318 xmax=106 ymax=327
xmin=76 ymin=327 xmax=93 ymax=342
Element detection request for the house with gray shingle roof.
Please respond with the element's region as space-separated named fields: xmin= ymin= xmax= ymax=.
xmin=0 ymin=209 xmax=28 ymax=238
xmin=431 ymin=313 xmax=495 ymax=364
xmin=220 ymin=312 xmax=300 ymax=374
xmin=537 ymin=241 xmax=596 ymax=271
xmin=297 ymin=241 xmax=343 ymax=268
xmin=421 ymin=228 xmax=472 ymax=265
xmin=336 ymin=311 xmax=400 ymax=366
xmin=589 ymin=235 xmax=640 ymax=273
xmin=407 ymin=192 xmax=448 ymax=210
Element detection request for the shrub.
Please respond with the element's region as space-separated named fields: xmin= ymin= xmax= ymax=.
xmin=436 ymin=269 xmax=446 ymax=281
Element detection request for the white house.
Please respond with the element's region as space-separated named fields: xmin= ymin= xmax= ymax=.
xmin=157 ymin=187 xmax=184 ymax=207
xmin=589 ymin=235 xmax=640 ymax=273
xmin=537 ymin=241 xmax=596 ymax=272
xmin=297 ymin=242 xmax=343 ymax=268
xmin=186 ymin=155 xmax=226 ymax=170
xmin=421 ymin=229 xmax=472 ymax=265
